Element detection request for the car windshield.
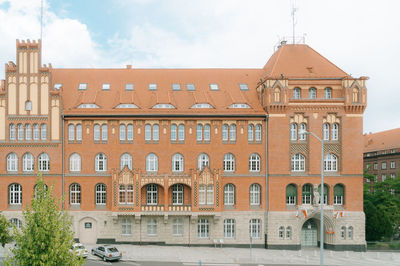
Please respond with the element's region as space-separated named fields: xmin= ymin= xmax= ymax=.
xmin=77 ymin=245 xmax=85 ymax=249
xmin=107 ymin=247 xmax=118 ymax=252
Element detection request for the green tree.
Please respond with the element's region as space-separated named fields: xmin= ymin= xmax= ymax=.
xmin=6 ymin=176 xmax=84 ymax=266
xmin=0 ymin=213 xmax=12 ymax=247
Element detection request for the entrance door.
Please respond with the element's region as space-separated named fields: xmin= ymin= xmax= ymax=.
xmin=301 ymin=219 xmax=317 ymax=247
xmin=79 ymin=217 xmax=97 ymax=244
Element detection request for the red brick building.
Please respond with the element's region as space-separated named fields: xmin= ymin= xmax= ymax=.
xmin=0 ymin=39 xmax=367 ymax=251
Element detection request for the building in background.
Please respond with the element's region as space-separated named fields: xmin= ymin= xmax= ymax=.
xmin=363 ymin=128 xmax=400 ymax=183
xmin=0 ymin=39 xmax=367 ymax=251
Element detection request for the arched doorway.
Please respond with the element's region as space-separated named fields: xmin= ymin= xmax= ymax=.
xmin=79 ymin=217 xmax=97 ymax=244
xmin=301 ymin=219 xmax=318 ymax=247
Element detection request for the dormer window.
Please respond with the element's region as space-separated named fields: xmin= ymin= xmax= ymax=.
xmin=186 ymin=84 xmax=195 ymax=91
xmin=102 ymin=83 xmax=110 ymax=90
xmin=54 ymin=83 xmax=62 ymax=90
xmin=228 ymin=103 xmax=251 ymax=109
xmin=191 ymin=103 xmax=213 ymax=109
xmin=210 ymin=84 xmax=219 ymax=91
xmin=115 ymin=103 xmax=139 ymax=108
xmin=78 ymin=83 xmax=87 ymax=90
xmin=25 ymin=101 xmax=32 ymax=111
xmin=152 ymin=103 xmax=175 ymax=109
xmin=172 ymin=84 xmax=181 ymax=91
xmin=239 ymin=83 xmax=248 ymax=90
xmin=125 ymin=83 xmax=134 ymax=91
xmin=77 ymin=103 xmax=99 ymax=108
xmin=149 ymin=84 xmax=157 ymax=90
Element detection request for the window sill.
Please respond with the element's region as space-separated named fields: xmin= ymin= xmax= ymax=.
xmin=95 ymin=205 xmax=107 ymax=210
xmin=70 ymin=204 xmax=81 ymax=210
xmin=8 ymin=205 xmax=22 ymax=210
xmin=224 ymin=205 xmax=235 ymax=210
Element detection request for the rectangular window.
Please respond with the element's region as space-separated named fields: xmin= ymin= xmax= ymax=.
xmin=206 ymin=185 xmax=214 ymax=205
xmin=249 ymin=219 xmax=261 ymax=238
xmin=78 ymin=83 xmax=87 ymax=90
xmin=391 ymin=149 xmax=396 ymax=153
xmin=199 ymin=185 xmax=206 ymax=205
xmin=147 ymin=219 xmax=157 ymax=236
xmin=172 ymin=218 xmax=183 ymax=236
xmin=121 ymin=218 xmax=131 ymax=235
xmin=209 ymin=84 xmax=219 ymax=91
xmin=382 ymin=174 xmax=386 ymax=182
xmin=239 ymin=83 xmax=248 ymax=90
xmin=382 ymin=162 xmax=387 ymax=170
xmin=172 ymin=84 xmax=181 ymax=91
xmin=125 ymin=83 xmax=134 ymax=91
xmin=373 ymin=163 xmax=378 ymax=170
xmin=390 ymin=161 xmax=396 ymax=169
xmin=102 ymin=83 xmax=110 ymax=90
xmin=54 ymin=83 xmax=62 ymax=90
xmin=148 ymin=83 xmax=157 ymax=90
xmin=197 ymin=219 xmax=209 ymax=238
xmin=186 ymin=84 xmax=195 ymax=91
xmin=391 ymin=173 xmax=396 ymax=179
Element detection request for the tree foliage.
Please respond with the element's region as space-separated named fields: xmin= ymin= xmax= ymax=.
xmin=6 ymin=176 xmax=84 ymax=266
xmin=0 ymin=213 xmax=12 ymax=247
xmin=364 ymin=170 xmax=400 ymax=241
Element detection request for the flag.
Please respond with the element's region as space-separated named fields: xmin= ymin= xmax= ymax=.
xmin=302 ymin=209 xmax=308 ymax=219
xmin=296 ymin=210 xmax=299 ymax=219
xmin=340 ymin=211 xmax=344 ymax=218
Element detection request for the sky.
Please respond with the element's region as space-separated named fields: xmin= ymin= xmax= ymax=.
xmin=0 ymin=0 xmax=399 ymax=134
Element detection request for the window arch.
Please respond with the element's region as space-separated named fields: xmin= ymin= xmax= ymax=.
xmin=255 ymin=124 xmax=262 ymax=141
xmin=9 ymin=183 xmax=22 ymax=205
xmin=229 ymin=124 xmax=236 ymax=141
xmin=22 ymin=153 xmax=34 ymax=172
xmin=25 ymin=100 xmax=32 ymax=111
xmin=309 ymin=88 xmax=316 ymax=99
xmin=94 ymin=124 xmax=100 ymax=141
xmin=40 ymin=124 xmax=47 ymax=140
xmin=172 ymin=184 xmax=184 ymax=205
xmin=324 ymin=87 xmax=332 ymax=99
xmin=119 ymin=124 xmax=126 ymax=141
xmin=70 ymin=183 xmax=81 ymax=205
xmin=171 ymin=124 xmax=177 ymax=141
xmin=69 ymin=153 xmax=81 ymax=172
xmin=224 ymin=183 xmax=235 ymax=206
xmin=101 ymin=124 xmax=108 ymax=141
xmin=198 ymin=153 xmax=209 ymax=170
xmin=7 ymin=153 xmax=18 ymax=172
xmin=223 ymin=153 xmax=235 ymax=172
xmin=172 ymin=153 xmax=184 ymax=172
xmin=286 ymin=184 xmax=297 ymax=205
xmin=127 ymin=124 xmax=133 ymax=141
xmin=249 ymin=153 xmax=260 ymax=172
xmin=95 ymin=153 xmax=107 ymax=172
xmin=68 ymin=124 xmax=75 ymax=141
xmin=25 ymin=124 xmax=31 ymax=140
xmin=76 ymin=124 xmax=82 ymax=141
xmin=178 ymin=124 xmax=185 ymax=141
xmin=38 ymin=153 xmax=50 ymax=171
xmin=248 ymin=124 xmax=254 ymax=142
xmin=332 ymin=123 xmax=339 ymax=141
xmin=17 ymin=124 xmax=24 ymax=140
xmin=120 ymin=153 xmax=132 ymax=170
xmin=291 ymin=153 xmax=305 ymax=171
xmin=324 ymin=153 xmax=338 ymax=171
xmin=222 ymin=124 xmax=228 ymax=141
xmin=323 ymin=123 xmax=330 ymax=140
xmin=299 ymin=123 xmax=307 ymax=140
xmin=302 ymin=184 xmax=313 ymax=204
xmin=146 ymin=153 xmax=158 ymax=172
xmin=9 ymin=124 xmax=16 ymax=140
xmin=334 ymin=184 xmax=344 ymax=205
xmin=33 ymin=124 xmax=39 ymax=140
xmin=250 ymin=184 xmax=261 ymax=205
xmin=293 ymin=87 xmax=301 ymax=99
xmin=279 ymin=226 xmax=285 ymax=239
xmin=146 ymin=184 xmax=158 ymax=205
xmin=290 ymin=123 xmax=297 ymax=141
xmin=95 ymin=183 xmax=106 ymax=205
xmin=152 ymin=124 xmax=159 ymax=141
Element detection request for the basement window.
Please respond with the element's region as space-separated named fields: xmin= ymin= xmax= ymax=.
xmin=102 ymin=83 xmax=110 ymax=90
xmin=78 ymin=83 xmax=87 ymax=90
xmin=125 ymin=84 xmax=134 ymax=91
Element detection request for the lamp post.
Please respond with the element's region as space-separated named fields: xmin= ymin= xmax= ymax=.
xmin=301 ymin=130 xmax=324 ymax=266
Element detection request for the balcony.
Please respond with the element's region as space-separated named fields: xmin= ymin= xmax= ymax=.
xmin=168 ymin=205 xmax=192 ymax=212
xmin=141 ymin=205 xmax=164 ymax=212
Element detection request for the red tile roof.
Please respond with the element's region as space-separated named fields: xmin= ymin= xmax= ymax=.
xmin=363 ymin=128 xmax=400 ymax=153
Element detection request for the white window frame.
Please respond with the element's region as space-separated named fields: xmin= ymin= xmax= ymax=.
xmin=204 ymin=124 xmax=211 ymax=141
xmin=299 ymin=123 xmax=306 ymax=141
xmin=250 ymin=184 xmax=261 ymax=205
xmin=121 ymin=218 xmax=132 ymax=235
xmin=324 ymin=88 xmax=332 ymax=99
xmin=290 ymin=123 xmax=297 ymax=141
xmin=255 ymin=124 xmax=262 ymax=141
xmin=222 ymin=124 xmax=228 ymax=141
xmin=23 ymin=153 xmax=34 ymax=172
xmin=323 ymin=123 xmax=330 ymax=141
xmin=119 ymin=124 xmax=126 ymax=141
xmin=7 ymin=153 xmax=18 ymax=172
xmin=33 ymin=124 xmax=39 ymax=140
xmin=207 ymin=185 xmax=214 ymax=205
xmin=178 ymin=124 xmax=185 ymax=141
xmin=229 ymin=124 xmax=236 ymax=141
xmin=279 ymin=226 xmax=285 ymax=239
xmin=249 ymin=154 xmax=260 ymax=172
xmin=197 ymin=219 xmax=209 ymax=238
xmin=171 ymin=124 xmax=177 ymax=141
xmin=293 ymin=87 xmax=301 ymax=99
xmin=145 ymin=124 xmax=151 ymax=141
xmin=146 ymin=153 xmax=158 ymax=172
xmin=101 ymin=124 xmax=108 ymax=141
xmin=309 ymin=88 xmax=316 ymax=99
xmin=196 ymin=124 xmax=202 ymax=141
xmin=291 ymin=153 xmax=305 ymax=172
xmin=331 ymin=123 xmax=339 ymax=141
xmin=95 ymin=183 xmax=106 ymax=205
xmin=302 ymin=184 xmax=312 ymax=204
xmin=25 ymin=124 xmax=31 ymax=140
xmin=17 ymin=124 xmax=24 ymax=140
xmin=127 ymin=124 xmax=133 ymax=141
xmin=172 ymin=218 xmax=183 ymax=236
xmin=76 ymin=124 xmax=82 ymax=141
xmin=40 ymin=124 xmax=47 ymax=140
xmin=94 ymin=124 xmax=100 ymax=141
xmin=146 ymin=184 xmax=158 ymax=205
xmin=249 ymin=219 xmax=261 ymax=238
xmin=153 ymin=124 xmax=159 ymax=141
xmin=9 ymin=124 xmax=16 ymax=140
xmin=223 ymin=153 xmax=235 ymax=172
xmin=68 ymin=124 xmax=75 ymax=141
xmin=69 ymin=153 xmax=81 ymax=172
xmin=324 ymin=153 xmax=338 ymax=172
xmin=224 ymin=219 xmax=235 ymax=238
xmin=172 ymin=153 xmax=184 ymax=172
xmin=120 ymin=153 xmax=133 ymax=170
xmin=9 ymin=183 xmax=22 ymax=205
xmin=38 ymin=153 xmax=50 ymax=172
xmin=172 ymin=184 xmax=184 ymax=205
xmin=224 ymin=184 xmax=235 ymax=206
xmin=70 ymin=183 xmax=81 ymax=205
xmin=95 ymin=153 xmax=107 ymax=172
xmin=248 ymin=124 xmax=254 ymax=142
xmin=147 ymin=218 xmax=158 ymax=236
xmin=198 ymin=153 xmax=209 ymax=170
xmin=199 ymin=185 xmax=206 ymax=205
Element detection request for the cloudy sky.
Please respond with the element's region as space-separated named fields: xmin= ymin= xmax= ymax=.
xmin=0 ymin=0 xmax=399 ymax=134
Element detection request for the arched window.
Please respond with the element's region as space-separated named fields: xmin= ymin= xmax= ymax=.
xmin=293 ymin=87 xmax=301 ymax=99
xmin=25 ymin=124 xmax=31 ymax=140
xmin=178 ymin=124 xmax=185 ymax=141
xmin=34 ymin=183 xmax=48 ymax=199
xmin=291 ymin=153 xmax=305 ymax=171
xmin=94 ymin=124 xmax=100 ymax=141
xmin=224 ymin=184 xmax=235 ymax=206
xmin=127 ymin=184 xmax=134 ymax=204
xmin=172 ymin=153 xmax=184 ymax=172
xmin=229 ymin=124 xmax=236 ymax=141
xmin=286 ymin=226 xmax=292 ymax=239
xmin=255 ymin=124 xmax=262 ymax=141
xmin=119 ymin=124 xmax=126 ymax=141
xmin=76 ymin=124 xmax=82 ymax=141
xmin=127 ymin=124 xmax=133 ymax=141
xmin=348 ymin=226 xmax=353 ymax=240
xmin=9 ymin=124 xmax=16 ymax=140
xmin=248 ymin=124 xmax=254 ymax=142
xmin=290 ymin=123 xmax=297 ymax=141
xmin=68 ymin=124 xmax=75 ymax=141
xmin=95 ymin=153 xmax=107 ymax=172
xmin=224 ymin=219 xmax=235 ymax=238
xmin=25 ymin=100 xmax=32 ymax=111
xmin=146 ymin=184 xmax=158 ymax=205
xmin=70 ymin=183 xmax=81 ymax=205
xmin=318 ymin=184 xmax=329 ymax=205
xmin=38 ymin=153 xmax=50 ymax=171
xmin=204 ymin=124 xmax=211 ymax=141
xmin=274 ymin=88 xmax=281 ymax=102
xmin=279 ymin=226 xmax=285 ymax=239
xmin=286 ymin=184 xmax=297 ymax=205
xmin=302 ymin=184 xmax=312 ymax=204
xmin=340 ymin=226 xmax=346 ymax=239
xmin=323 ymin=123 xmax=330 ymax=141
xmin=152 ymin=124 xmax=159 ymax=141
xmin=146 ymin=153 xmax=158 ymax=172
xmin=17 ymin=124 xmax=24 ymax=140
xmin=145 ymin=124 xmax=151 ymax=141
xmin=69 ymin=153 xmax=81 ymax=172
xmin=250 ymin=184 xmax=261 ymax=205
xmin=309 ymin=88 xmax=316 ymax=99
xmin=332 ymin=123 xmax=339 ymax=141
xmin=119 ymin=184 xmax=126 ymax=204
xmin=95 ymin=183 xmax=106 ymax=205
xmin=101 ymin=124 xmax=108 ymax=141
xmin=223 ymin=153 xmax=235 ymax=172
xmin=172 ymin=184 xmax=184 ymax=205
xmin=198 ymin=153 xmax=210 ymax=170
xmin=249 ymin=154 xmax=260 ymax=172
xmin=171 ymin=124 xmax=177 ymax=141
xmin=23 ymin=153 xmax=34 ymax=172
xmin=324 ymin=87 xmax=332 ymax=99
xmin=324 ymin=153 xmax=338 ymax=171
xmin=249 ymin=219 xmax=261 ymax=238
xmin=7 ymin=153 xmax=18 ymax=172
xmin=40 ymin=124 xmax=47 ymax=140
xmin=299 ymin=123 xmax=306 ymax=141
xmin=334 ymin=184 xmax=344 ymax=205
xmin=9 ymin=183 xmax=22 ymax=205
xmin=222 ymin=124 xmax=228 ymax=141
xmin=33 ymin=124 xmax=39 ymax=140
xmin=352 ymin=88 xmax=359 ymax=103
xmin=196 ymin=124 xmax=202 ymax=141
xmin=120 ymin=153 xmax=132 ymax=170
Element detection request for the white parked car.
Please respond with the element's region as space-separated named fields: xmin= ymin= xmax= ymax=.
xmin=70 ymin=243 xmax=89 ymax=258
xmin=91 ymin=245 xmax=122 ymax=262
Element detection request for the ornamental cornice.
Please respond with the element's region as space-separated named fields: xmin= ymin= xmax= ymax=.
xmin=7 ymin=115 xmax=48 ymax=120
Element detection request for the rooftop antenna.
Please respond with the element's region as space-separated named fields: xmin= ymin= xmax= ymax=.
xmin=291 ymin=0 xmax=297 ymax=44
xmin=40 ymin=0 xmax=43 ymax=41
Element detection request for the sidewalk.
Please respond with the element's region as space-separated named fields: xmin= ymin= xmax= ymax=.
xmin=2 ymin=244 xmax=400 ymax=265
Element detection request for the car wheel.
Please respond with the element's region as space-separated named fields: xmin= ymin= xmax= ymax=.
xmin=103 ymin=256 xmax=107 ymax=262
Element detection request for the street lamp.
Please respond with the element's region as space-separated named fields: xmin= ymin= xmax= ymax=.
xmin=300 ymin=129 xmax=324 ymax=266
